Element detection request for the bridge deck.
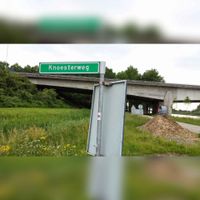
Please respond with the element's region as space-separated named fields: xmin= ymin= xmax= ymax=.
xmin=18 ymin=72 xmax=200 ymax=90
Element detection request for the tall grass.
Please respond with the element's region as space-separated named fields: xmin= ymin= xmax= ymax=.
xmin=0 ymin=108 xmax=90 ymax=156
xmin=1 ymin=108 xmax=200 ymax=156
xmin=172 ymin=117 xmax=200 ymax=126
xmin=123 ymin=114 xmax=200 ymax=156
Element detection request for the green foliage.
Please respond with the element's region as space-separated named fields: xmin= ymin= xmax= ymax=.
xmin=184 ymin=96 xmax=191 ymax=103
xmin=123 ymin=114 xmax=200 ymax=156
xmin=0 ymin=20 xmax=29 ymax=43
xmin=0 ymin=108 xmax=89 ymax=156
xmin=173 ymin=109 xmax=200 ymax=116
xmin=141 ymin=68 xmax=165 ymax=82
xmin=192 ymin=105 xmax=200 ymax=115
xmin=105 ymin=67 xmax=116 ymax=78
xmin=121 ymin=23 xmax=141 ymax=42
xmin=4 ymin=127 xmax=84 ymax=156
xmin=1 ymin=108 xmax=200 ymax=156
xmin=173 ymin=117 xmax=200 ymax=127
xmin=24 ymin=65 xmax=39 ymax=73
xmin=121 ymin=23 xmax=162 ymax=42
xmin=1 ymin=60 xmax=165 ymax=82
xmin=117 ymin=66 xmax=141 ymax=80
xmin=10 ymin=63 xmax=23 ymax=72
xmin=141 ymin=25 xmax=162 ymax=42
xmin=60 ymin=92 xmax=92 ymax=108
xmin=115 ymin=66 xmax=165 ymax=82
xmin=0 ymin=65 xmax=68 ymax=108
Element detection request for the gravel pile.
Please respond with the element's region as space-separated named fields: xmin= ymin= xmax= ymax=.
xmin=140 ymin=115 xmax=199 ymax=145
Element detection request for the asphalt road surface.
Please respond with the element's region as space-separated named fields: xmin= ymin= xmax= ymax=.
xmin=177 ymin=122 xmax=200 ymax=134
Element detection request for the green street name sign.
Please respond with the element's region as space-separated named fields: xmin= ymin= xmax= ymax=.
xmin=39 ymin=62 xmax=100 ymax=74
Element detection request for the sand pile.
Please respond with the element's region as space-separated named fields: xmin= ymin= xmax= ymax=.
xmin=140 ymin=115 xmax=199 ymax=145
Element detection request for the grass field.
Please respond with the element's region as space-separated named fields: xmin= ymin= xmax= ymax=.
xmin=1 ymin=158 xmax=200 ymax=200
xmin=172 ymin=116 xmax=200 ymax=126
xmin=1 ymin=108 xmax=200 ymax=156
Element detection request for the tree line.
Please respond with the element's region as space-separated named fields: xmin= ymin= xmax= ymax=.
xmin=105 ymin=66 xmax=164 ymax=82
xmin=6 ymin=62 xmax=165 ymax=82
xmin=0 ymin=62 xmax=67 ymax=107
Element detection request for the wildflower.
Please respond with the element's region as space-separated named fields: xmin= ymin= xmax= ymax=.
xmin=80 ymin=150 xmax=85 ymax=154
xmin=43 ymin=147 xmax=47 ymax=151
xmin=0 ymin=145 xmax=11 ymax=154
xmin=64 ymin=144 xmax=71 ymax=148
xmin=40 ymin=136 xmax=47 ymax=140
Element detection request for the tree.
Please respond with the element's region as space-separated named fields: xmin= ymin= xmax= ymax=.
xmin=121 ymin=23 xmax=140 ymax=42
xmin=126 ymin=66 xmax=141 ymax=80
xmin=117 ymin=66 xmax=141 ymax=80
xmin=24 ymin=65 xmax=39 ymax=73
xmin=116 ymin=71 xmax=127 ymax=79
xmin=141 ymin=69 xmax=164 ymax=82
xmin=196 ymin=104 xmax=200 ymax=111
xmin=184 ymin=96 xmax=191 ymax=111
xmin=105 ymin=67 xmax=116 ymax=79
xmin=0 ymin=61 xmax=9 ymax=73
xmin=10 ymin=63 xmax=23 ymax=72
xmin=0 ymin=67 xmax=67 ymax=108
xmin=141 ymin=25 xmax=162 ymax=42
xmin=23 ymin=65 xmax=32 ymax=72
xmin=31 ymin=65 xmax=39 ymax=73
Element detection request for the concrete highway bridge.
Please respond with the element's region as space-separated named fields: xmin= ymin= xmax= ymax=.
xmin=19 ymin=73 xmax=200 ymax=114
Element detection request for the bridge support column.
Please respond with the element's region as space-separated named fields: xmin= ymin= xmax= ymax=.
xmin=164 ymin=91 xmax=174 ymax=115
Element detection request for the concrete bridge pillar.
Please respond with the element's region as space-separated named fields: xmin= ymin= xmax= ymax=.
xmin=164 ymin=91 xmax=174 ymax=115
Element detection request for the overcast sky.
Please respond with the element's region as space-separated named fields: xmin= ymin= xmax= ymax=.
xmin=0 ymin=44 xmax=200 ymax=85
xmin=0 ymin=0 xmax=200 ymax=39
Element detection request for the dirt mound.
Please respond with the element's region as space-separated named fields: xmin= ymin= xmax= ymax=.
xmin=140 ymin=115 xmax=199 ymax=145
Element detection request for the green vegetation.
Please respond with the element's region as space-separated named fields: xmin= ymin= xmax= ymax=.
xmin=0 ymin=158 xmax=200 ymax=200
xmin=0 ymin=62 xmax=68 ymax=107
xmin=0 ymin=158 xmax=89 ymax=200
xmin=125 ymin=159 xmax=200 ymax=200
xmin=173 ymin=104 xmax=200 ymax=116
xmin=140 ymin=68 xmax=164 ymax=82
xmin=1 ymin=108 xmax=200 ymax=156
xmin=116 ymin=66 xmax=141 ymax=80
xmin=2 ymin=60 xmax=165 ymax=82
xmin=0 ymin=108 xmax=89 ymax=156
xmin=173 ymin=116 xmax=200 ymax=126
xmin=123 ymin=114 xmax=200 ymax=156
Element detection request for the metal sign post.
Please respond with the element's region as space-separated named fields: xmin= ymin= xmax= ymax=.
xmin=96 ymin=62 xmax=105 ymax=156
xmin=87 ymin=79 xmax=127 ymax=200
xmin=87 ymin=80 xmax=127 ymax=156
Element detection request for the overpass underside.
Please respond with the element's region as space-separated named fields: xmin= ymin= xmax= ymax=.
xmin=127 ymin=95 xmax=162 ymax=115
xmin=37 ymin=85 xmax=200 ymax=115
xmin=38 ymin=84 xmax=162 ymax=114
xmin=19 ymin=73 xmax=200 ymax=115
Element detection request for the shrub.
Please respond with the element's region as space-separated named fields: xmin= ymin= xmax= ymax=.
xmin=0 ymin=66 xmax=68 ymax=108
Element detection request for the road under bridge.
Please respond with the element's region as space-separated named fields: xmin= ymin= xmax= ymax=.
xmin=19 ymin=73 xmax=200 ymax=114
